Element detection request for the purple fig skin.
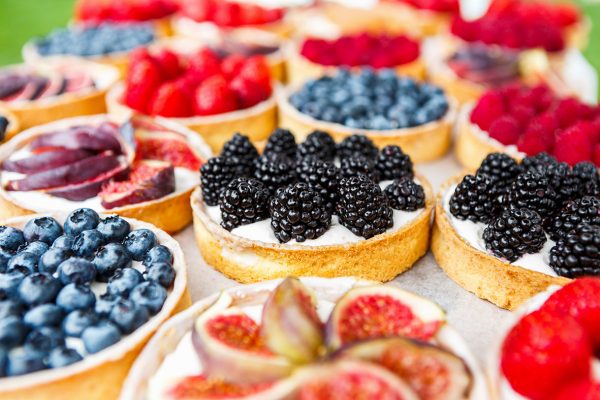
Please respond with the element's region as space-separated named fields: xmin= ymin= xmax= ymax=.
xmin=35 ymin=75 xmax=67 ymax=99
xmin=2 ymin=149 xmax=94 ymax=174
xmin=48 ymin=164 xmax=129 ymax=201
xmin=29 ymin=123 xmax=122 ymax=154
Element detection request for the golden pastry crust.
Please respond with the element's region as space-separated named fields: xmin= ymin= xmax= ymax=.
xmin=0 ymin=213 xmax=190 ymax=400
xmin=0 ymin=107 xmax=20 ymax=142
xmin=431 ymin=174 xmax=569 ymax=310
xmin=191 ymin=175 xmax=434 ymax=284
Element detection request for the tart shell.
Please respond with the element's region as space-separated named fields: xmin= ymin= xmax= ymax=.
xmin=431 ymin=174 xmax=569 ymax=310
xmin=0 ymin=106 xmax=20 ymax=143
xmin=0 ymin=213 xmax=190 ymax=400
xmin=191 ymin=175 xmax=433 ymax=284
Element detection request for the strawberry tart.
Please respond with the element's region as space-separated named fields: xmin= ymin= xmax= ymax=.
xmin=121 ymin=277 xmax=488 ymax=399
xmin=0 ymin=114 xmax=211 ymax=233
xmin=432 ymin=151 xmax=599 ymax=309
xmin=456 ymin=83 xmax=600 ymax=170
xmin=106 ymin=45 xmax=276 ymax=153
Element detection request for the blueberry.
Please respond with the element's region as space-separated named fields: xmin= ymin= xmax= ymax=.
xmin=24 ymin=304 xmax=63 ymax=328
xmin=96 ymin=216 xmax=130 ymax=243
xmin=52 ymin=235 xmax=75 ymax=250
xmin=0 ymin=316 xmax=28 ymax=348
xmin=93 ymin=243 xmax=132 ymax=282
xmin=0 ymin=299 xmax=23 ymax=319
xmin=47 ymin=347 xmax=82 ymax=368
xmin=6 ymin=348 xmax=46 ymax=376
xmin=56 ymin=284 xmax=96 ymax=312
xmin=82 ymin=322 xmax=121 ymax=354
xmin=0 ymin=271 xmax=26 ymax=300
xmin=58 ymin=258 xmax=96 ymax=284
xmin=18 ymin=273 xmax=61 ymax=306
xmin=0 ymin=247 xmax=12 ymax=273
xmin=23 ymin=217 xmax=63 ymax=245
xmin=62 ymin=309 xmax=98 ymax=337
xmin=145 ymin=262 xmax=175 ymax=288
xmin=18 ymin=241 xmax=49 ymax=258
xmin=72 ymin=229 xmax=104 ymax=258
xmin=130 ymin=282 xmax=167 ymax=315
xmin=8 ymin=252 xmax=38 ymax=275
xmin=0 ymin=226 xmax=25 ymax=251
xmin=39 ymin=248 xmax=71 ymax=274
xmin=24 ymin=327 xmax=65 ymax=355
xmin=95 ymin=293 xmax=120 ymax=317
xmin=0 ymin=348 xmax=6 ymax=377
xmin=123 ymin=229 xmax=156 ymax=261
xmin=109 ymin=299 xmax=149 ymax=334
xmin=142 ymin=245 xmax=173 ymax=268
xmin=107 ymin=268 xmax=143 ymax=298
xmin=64 ymin=208 xmax=100 ymax=236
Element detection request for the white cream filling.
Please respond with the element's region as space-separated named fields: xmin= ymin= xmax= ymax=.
xmin=443 ymin=184 xmax=557 ymax=276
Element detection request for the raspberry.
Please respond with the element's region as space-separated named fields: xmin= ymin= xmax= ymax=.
xmin=153 ymin=49 xmax=181 ymax=80
xmin=516 ymin=113 xmax=557 ymax=155
xmin=487 ymin=116 xmax=521 ymax=145
xmin=501 ymin=309 xmax=592 ymax=400
xmin=554 ymin=122 xmax=593 ymax=166
xmin=194 ymin=75 xmax=238 ymax=116
xmin=595 ymin=144 xmax=600 ymax=168
xmin=555 ymin=97 xmax=586 ymax=129
xmin=124 ymin=58 xmax=162 ymax=113
xmin=470 ymin=91 xmax=505 ymax=131
xmin=148 ymin=81 xmax=192 ymax=117
xmin=510 ymin=105 xmax=536 ymax=130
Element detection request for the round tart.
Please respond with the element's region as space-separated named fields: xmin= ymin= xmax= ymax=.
xmin=432 ymin=152 xmax=600 ymax=310
xmin=0 ymin=114 xmax=211 ymax=233
xmin=0 ymin=107 xmax=19 ymax=143
xmin=0 ymin=59 xmax=119 ymax=132
xmin=121 ymin=277 xmax=488 ymax=399
xmin=0 ymin=210 xmax=189 ymax=400
xmin=375 ymin=0 xmax=458 ymax=37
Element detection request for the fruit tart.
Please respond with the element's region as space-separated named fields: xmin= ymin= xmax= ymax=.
xmin=106 ymin=45 xmax=277 ymax=153
xmin=286 ymin=32 xmax=425 ymax=85
xmin=0 ymin=59 xmax=119 ymax=131
xmin=432 ymin=151 xmax=600 ymax=309
xmin=0 ymin=114 xmax=211 ymax=233
xmin=455 ymin=83 xmax=600 ymax=170
xmin=193 ymin=129 xmax=433 ymax=283
xmin=0 ymin=209 xmax=189 ymax=400
xmin=491 ymin=278 xmax=600 ymax=400
xmin=0 ymin=107 xmax=19 ymax=143
xmin=278 ymin=68 xmax=455 ymax=162
xmin=121 ymin=277 xmax=488 ymax=399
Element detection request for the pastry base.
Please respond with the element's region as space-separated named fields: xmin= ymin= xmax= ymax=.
xmin=431 ymin=175 xmax=569 ymax=310
xmin=0 ymin=106 xmax=20 ymax=142
xmin=0 ymin=213 xmax=190 ymax=400
xmin=191 ymin=176 xmax=433 ymax=284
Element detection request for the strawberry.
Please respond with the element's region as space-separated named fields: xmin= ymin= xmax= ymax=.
xmin=221 ymin=54 xmax=245 ymax=79
xmin=212 ymin=1 xmax=242 ymax=27
xmin=124 ymin=59 xmax=162 ymax=113
xmin=555 ymin=380 xmax=600 ymax=400
xmin=487 ymin=115 xmax=521 ymax=145
xmin=501 ymin=309 xmax=592 ymax=400
xmin=194 ymin=75 xmax=238 ymax=116
xmin=230 ymin=76 xmax=270 ymax=109
xmin=554 ymin=122 xmax=593 ymax=165
xmin=186 ymin=48 xmax=222 ymax=86
xmin=153 ymin=49 xmax=181 ymax=81
xmin=470 ymin=91 xmax=505 ymax=131
xmin=129 ymin=47 xmax=154 ymax=65
xmin=148 ymin=81 xmax=193 ymax=117
xmin=179 ymin=0 xmax=214 ymax=21
xmin=238 ymin=56 xmax=271 ymax=88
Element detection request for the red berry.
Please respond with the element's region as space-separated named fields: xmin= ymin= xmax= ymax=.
xmin=186 ymin=48 xmax=222 ymax=85
xmin=555 ymin=379 xmax=600 ymax=400
xmin=124 ymin=59 xmax=162 ymax=113
xmin=488 ymin=115 xmax=521 ymax=145
xmin=238 ymin=56 xmax=271 ymax=88
xmin=230 ymin=76 xmax=270 ymax=109
xmin=511 ymin=105 xmax=536 ymax=129
xmin=153 ymin=49 xmax=181 ymax=80
xmin=470 ymin=91 xmax=505 ymax=131
xmin=221 ymin=54 xmax=245 ymax=79
xmin=595 ymin=144 xmax=600 ymax=168
xmin=148 ymin=81 xmax=193 ymax=117
xmin=194 ymin=75 xmax=238 ymax=116
xmin=555 ymin=97 xmax=585 ymax=128
xmin=554 ymin=122 xmax=593 ymax=165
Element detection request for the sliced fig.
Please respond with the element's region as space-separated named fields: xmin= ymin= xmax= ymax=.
xmin=29 ymin=123 xmax=122 ymax=154
xmin=165 ymin=375 xmax=293 ymax=400
xmin=135 ymin=129 xmax=202 ymax=171
xmin=5 ymin=76 xmax=48 ymax=102
xmin=191 ymin=292 xmax=293 ymax=385
xmin=325 ymin=285 xmax=446 ymax=350
xmin=0 ymin=74 xmax=27 ymax=99
xmin=334 ymin=337 xmax=472 ymax=400
xmin=99 ymin=160 xmax=175 ymax=209
xmin=64 ymin=70 xmax=95 ymax=92
xmin=48 ymin=161 xmax=129 ymax=201
xmin=260 ymin=277 xmax=324 ymax=364
xmin=2 ymin=148 xmax=94 ymax=174
xmin=35 ymin=75 xmax=67 ymax=99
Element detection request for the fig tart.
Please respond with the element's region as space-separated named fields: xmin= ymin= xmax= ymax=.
xmin=193 ymin=129 xmax=433 ymax=283
xmin=0 ymin=107 xmax=19 ymax=143
xmin=432 ymin=151 xmax=599 ymax=310
xmin=0 ymin=209 xmax=189 ymax=400
xmin=121 ymin=277 xmax=488 ymax=400
xmin=0 ymin=59 xmax=119 ymax=131
xmin=0 ymin=114 xmax=211 ymax=233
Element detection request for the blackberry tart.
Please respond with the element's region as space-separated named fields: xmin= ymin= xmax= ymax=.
xmin=192 ymin=130 xmax=433 ymax=283
xmin=0 ymin=210 xmax=188 ymax=400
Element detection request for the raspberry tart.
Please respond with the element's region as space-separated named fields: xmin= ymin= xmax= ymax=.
xmin=278 ymin=68 xmax=455 ymax=162
xmin=432 ymin=151 xmax=599 ymax=309
xmin=106 ymin=45 xmax=276 ymax=153
xmin=192 ymin=130 xmax=433 ymax=283
xmin=0 ymin=209 xmax=188 ymax=400
xmin=0 ymin=114 xmax=211 ymax=233
xmin=121 ymin=277 xmax=488 ymax=399
xmin=0 ymin=108 xmax=19 ymax=143
xmin=0 ymin=59 xmax=119 ymax=131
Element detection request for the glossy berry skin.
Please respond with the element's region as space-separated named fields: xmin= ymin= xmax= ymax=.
xmin=219 ymin=177 xmax=270 ymax=231
xmin=96 ymin=216 xmax=131 ymax=243
xmin=64 ymin=208 xmax=100 ymax=237
xmin=296 ymin=130 xmax=336 ymax=162
xmin=219 ymin=133 xmax=259 ymax=174
xmin=23 ymin=217 xmax=63 ymax=245
xmin=58 ymin=258 xmax=97 ymax=285
xmin=0 ymin=226 xmax=25 ymax=251
xmin=0 ymin=271 xmax=26 ymax=300
xmin=449 ymin=174 xmax=499 ymax=223
xmin=296 ymin=159 xmax=340 ymax=213
xmin=94 ymin=293 xmax=120 ymax=317
xmin=142 ymin=245 xmax=173 ymax=267
xmin=145 ymin=262 xmax=175 ymax=288
xmin=476 ymin=153 xmax=522 ymax=194
xmin=200 ymin=156 xmax=238 ymax=207
xmin=7 ymin=252 xmax=38 ymax=275
xmin=384 ymin=178 xmax=425 ymax=211
xmin=123 ymin=229 xmax=157 ymax=261
xmin=48 ymin=347 xmax=83 ymax=368
xmin=24 ymin=304 xmax=63 ymax=328
xmin=51 ymin=235 xmax=75 ymax=250
xmin=507 ymin=171 xmax=559 ymax=220
xmin=550 ymin=223 xmax=600 ymax=278
xmin=0 ymin=348 xmax=6 ymax=377
xmin=93 ymin=243 xmax=132 ymax=282
xmin=6 ymin=349 xmax=46 ymax=376
xmin=56 ymin=284 xmax=96 ymax=312
xmin=0 ymin=316 xmax=28 ymax=348
xmin=0 ymin=248 xmax=11 ymax=273
xmin=375 ymin=145 xmax=414 ymax=181
xmin=0 ymin=299 xmax=23 ymax=319
xmin=18 ymin=241 xmax=49 ymax=258
xmin=82 ymin=322 xmax=121 ymax=354
xmin=130 ymin=282 xmax=167 ymax=314
xmin=18 ymin=273 xmax=62 ymax=306
xmin=39 ymin=248 xmax=71 ymax=275
xmin=337 ymin=134 xmax=378 ymax=161
xmin=24 ymin=326 xmax=65 ymax=355
xmin=72 ymin=230 xmax=105 ymax=258
xmin=253 ymin=154 xmax=296 ymax=194
xmin=547 ymin=196 xmax=600 ymax=242
xmin=109 ymin=299 xmax=150 ymax=334
xmin=62 ymin=309 xmax=99 ymax=337
xmin=107 ymin=268 xmax=144 ymax=298
xmin=263 ymin=128 xmax=297 ymax=159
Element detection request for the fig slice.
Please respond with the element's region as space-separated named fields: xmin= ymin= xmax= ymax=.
xmin=99 ymin=160 xmax=175 ymax=209
xmin=165 ymin=375 xmax=295 ymax=400
xmin=5 ymin=76 xmax=48 ymax=102
xmin=325 ymin=285 xmax=446 ymax=350
xmin=64 ymin=70 xmax=95 ymax=92
xmin=260 ymin=277 xmax=325 ymax=364
xmin=35 ymin=75 xmax=67 ymax=99
xmin=135 ymin=129 xmax=202 ymax=171
xmin=2 ymin=148 xmax=94 ymax=174
xmin=29 ymin=123 xmax=122 ymax=154
xmin=334 ymin=337 xmax=472 ymax=400
xmin=191 ymin=292 xmax=293 ymax=385
xmin=48 ymin=161 xmax=129 ymax=201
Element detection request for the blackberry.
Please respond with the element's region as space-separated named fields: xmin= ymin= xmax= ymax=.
xmin=340 ymin=156 xmax=380 ymax=182
xmin=220 ymin=133 xmax=258 ymax=175
xmin=384 ymin=178 xmax=425 ymax=211
xmin=337 ymin=134 xmax=378 ymax=161
xmin=475 ymin=153 xmax=522 ymax=194
xmin=375 ymin=145 xmax=414 ymax=181
xmin=296 ymin=130 xmax=336 ymax=162
xmin=253 ymin=154 xmax=296 ymax=194
xmin=219 ymin=178 xmax=270 ymax=231
xmin=296 ymin=159 xmax=340 ymax=213
xmin=520 ymin=152 xmax=558 ymax=171
xmin=573 ymin=161 xmax=600 ymax=197
xmin=483 ymin=208 xmax=546 ymax=262
xmin=263 ymin=128 xmax=297 ymax=159
xmin=550 ymin=223 xmax=600 ymax=278
xmin=269 ymin=183 xmax=332 ymax=243
xmin=548 ymin=196 xmax=600 ymax=241
xmin=200 ymin=157 xmax=237 ymax=206
xmin=507 ymin=171 xmax=558 ymax=220
xmin=337 ymin=174 xmax=393 ymax=239
xmin=542 ymin=162 xmax=580 ymax=204
xmin=449 ymin=174 xmax=499 ymax=223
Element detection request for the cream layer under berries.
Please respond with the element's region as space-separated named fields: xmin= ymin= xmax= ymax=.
xmin=122 ymin=277 xmax=487 ymax=400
